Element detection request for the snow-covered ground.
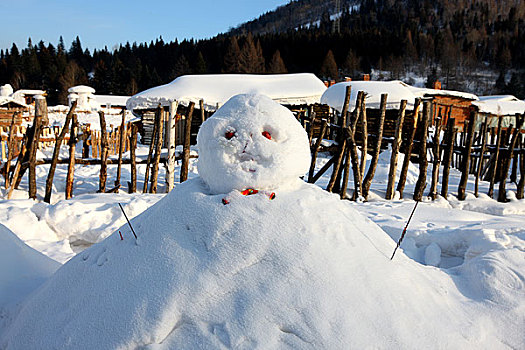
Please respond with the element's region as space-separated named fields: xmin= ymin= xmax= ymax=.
xmin=0 ymin=94 xmax=524 ymax=348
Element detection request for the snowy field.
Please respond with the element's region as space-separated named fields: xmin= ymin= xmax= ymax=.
xmin=0 ymin=94 xmax=524 ymax=348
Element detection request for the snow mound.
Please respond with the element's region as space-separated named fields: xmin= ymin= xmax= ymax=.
xmin=2 ymin=180 xmax=501 ymax=349
xmin=197 ymin=94 xmax=311 ymax=194
xmin=0 ymin=224 xmax=59 ymax=337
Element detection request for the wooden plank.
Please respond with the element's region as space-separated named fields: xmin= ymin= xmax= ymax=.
xmin=498 ymin=114 xmax=524 ymax=202
xmin=166 ymin=100 xmax=178 ymax=192
xmin=114 ymin=109 xmax=126 ymax=192
xmin=99 ymin=111 xmax=109 ymax=193
xmin=150 ymin=108 xmax=165 ymax=193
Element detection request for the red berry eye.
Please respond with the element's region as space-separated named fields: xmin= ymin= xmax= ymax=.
xmin=225 ymin=131 xmax=235 ymax=140
xmin=262 ymin=131 xmax=272 ymax=140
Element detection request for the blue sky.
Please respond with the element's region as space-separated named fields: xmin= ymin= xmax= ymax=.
xmin=0 ymin=0 xmax=289 ymax=51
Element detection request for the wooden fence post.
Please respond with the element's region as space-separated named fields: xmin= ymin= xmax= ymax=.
xmin=28 ymin=97 xmax=46 ymax=199
xmin=44 ymin=101 xmax=77 ymax=203
xmin=362 ymin=93 xmax=387 ymax=199
xmin=413 ymin=101 xmax=431 ymax=201
xmin=428 ymin=112 xmax=444 ymax=200
xmin=114 ymin=109 xmax=126 ymax=192
xmin=143 ymin=106 xmax=160 ymax=193
xmin=308 ymin=119 xmax=327 ymax=182
xmin=457 ymin=109 xmax=477 ymax=200
xmin=4 ymin=112 xmax=18 ymax=189
xmin=440 ymin=118 xmax=456 ymax=198
xmin=397 ymin=98 xmax=421 ymax=198
xmin=308 ymin=109 xmax=317 ymax=145
xmin=517 ymin=135 xmax=525 ymax=199
xmin=474 ymin=118 xmax=488 ymax=197
xmin=358 ymin=93 xmax=368 ymax=179
xmin=99 ymin=111 xmax=109 ymax=192
xmin=150 ymin=108 xmax=165 ymax=193
xmin=385 ymin=99 xmax=407 ymax=200
xmin=180 ymin=102 xmax=195 ymax=183
xmin=498 ymin=114 xmax=524 ymax=202
xmin=129 ymin=124 xmax=138 ymax=194
xmin=166 ymin=100 xmax=178 ymax=192
xmin=65 ymin=114 xmax=78 ymax=200
xmin=487 ymin=117 xmax=503 ymax=198
xmin=200 ymin=99 xmax=205 ymax=124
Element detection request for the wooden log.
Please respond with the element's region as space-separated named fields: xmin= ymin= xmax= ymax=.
xmin=65 ymin=114 xmax=78 ymax=200
xmin=440 ymin=118 xmax=456 ymax=199
xmin=114 ymin=109 xmax=126 ymax=192
xmin=344 ymin=127 xmax=362 ymax=200
xmin=200 ymin=99 xmax=205 ymax=124
xmin=44 ymin=101 xmax=77 ymax=203
xmin=308 ymin=119 xmax=328 ymax=182
xmin=351 ymin=91 xmax=364 ymax=134
xmin=150 ymin=108 xmax=165 ymax=193
xmin=517 ymin=137 xmax=525 ymax=199
xmin=166 ymin=100 xmax=179 ymax=192
xmin=428 ymin=112 xmax=443 ymax=200
xmin=413 ymin=101 xmax=431 ymax=201
xmin=308 ymin=110 xmax=317 ymax=145
xmin=99 ymin=111 xmax=109 ymax=193
xmin=397 ymin=98 xmax=421 ymax=198
xmin=359 ymin=93 xmax=368 ymax=179
xmin=487 ymin=117 xmax=503 ymax=198
xmin=309 ymin=156 xmax=337 ymax=184
xmin=7 ymin=134 xmax=28 ymax=199
xmin=28 ymin=98 xmax=46 ymax=199
xmin=129 ymin=124 xmax=138 ymax=194
xmin=326 ymin=138 xmax=347 ymax=192
xmin=498 ymin=114 xmax=524 ymax=202
xmin=510 ymin=135 xmax=520 ymax=184
xmin=180 ymin=102 xmax=195 ymax=183
xmin=457 ymin=110 xmax=477 ymax=200
xmin=474 ymin=119 xmax=488 ymax=197
xmin=385 ymin=100 xmax=407 ymax=200
xmin=4 ymin=112 xmax=18 ymax=189
xmin=142 ymin=106 xmax=160 ymax=193
xmin=362 ymin=93 xmax=387 ymax=199
xmin=327 ymin=86 xmax=352 ymax=193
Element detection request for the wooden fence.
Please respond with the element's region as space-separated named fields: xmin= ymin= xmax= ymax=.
xmin=1 ymin=94 xmax=524 ymax=204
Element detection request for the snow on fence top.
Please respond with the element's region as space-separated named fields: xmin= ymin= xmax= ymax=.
xmin=472 ymin=95 xmax=525 ymax=116
xmin=126 ymin=73 xmax=327 ymax=111
xmin=320 ymin=80 xmax=418 ymax=112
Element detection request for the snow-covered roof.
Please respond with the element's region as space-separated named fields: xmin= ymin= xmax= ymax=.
xmin=68 ymin=85 xmax=96 ymax=94
xmin=95 ymin=95 xmax=130 ymax=107
xmin=0 ymin=84 xmax=14 ymax=97
xmin=472 ymin=95 xmax=525 ymax=115
xmin=320 ymin=80 xmax=418 ymax=112
xmin=408 ymin=86 xmax=478 ymax=101
xmin=0 ymin=96 xmax=28 ymax=108
xmin=126 ymin=73 xmax=327 ymax=111
xmin=12 ymin=89 xmax=46 ymax=96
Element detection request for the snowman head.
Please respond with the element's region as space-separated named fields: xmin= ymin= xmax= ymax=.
xmin=197 ymin=94 xmax=311 ymax=194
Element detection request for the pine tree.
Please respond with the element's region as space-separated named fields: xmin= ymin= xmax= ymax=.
xmin=194 ymin=51 xmax=207 ymax=74
xmin=342 ymin=49 xmax=359 ymax=78
xmin=223 ymin=36 xmax=241 ymax=73
xmin=239 ymin=34 xmax=259 ymax=73
xmin=267 ymin=50 xmax=287 ymax=73
xmin=319 ymin=49 xmax=338 ymax=80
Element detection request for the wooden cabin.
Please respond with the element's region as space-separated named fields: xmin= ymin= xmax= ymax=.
xmin=408 ymin=86 xmax=478 ymax=131
xmin=472 ymin=95 xmax=525 ymax=130
xmin=127 ymin=73 xmax=328 ymax=146
xmin=0 ymin=97 xmax=28 ymax=126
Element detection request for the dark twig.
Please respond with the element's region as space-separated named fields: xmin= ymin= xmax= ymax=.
xmin=118 ymin=203 xmax=138 ymax=239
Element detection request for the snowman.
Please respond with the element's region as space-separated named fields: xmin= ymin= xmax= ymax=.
xmin=196 ymin=93 xmax=311 ymax=200
xmin=1 ymin=94 xmax=510 ymax=349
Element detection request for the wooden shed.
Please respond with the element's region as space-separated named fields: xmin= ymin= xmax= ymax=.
xmin=409 ymin=86 xmax=479 ymax=131
xmin=472 ymin=95 xmax=525 ymax=130
xmin=127 ymin=73 xmax=328 ymax=145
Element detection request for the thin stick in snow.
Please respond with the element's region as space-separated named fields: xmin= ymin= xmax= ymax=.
xmin=118 ymin=203 xmax=137 ymax=240
xmin=391 ymin=200 xmax=419 ymax=260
